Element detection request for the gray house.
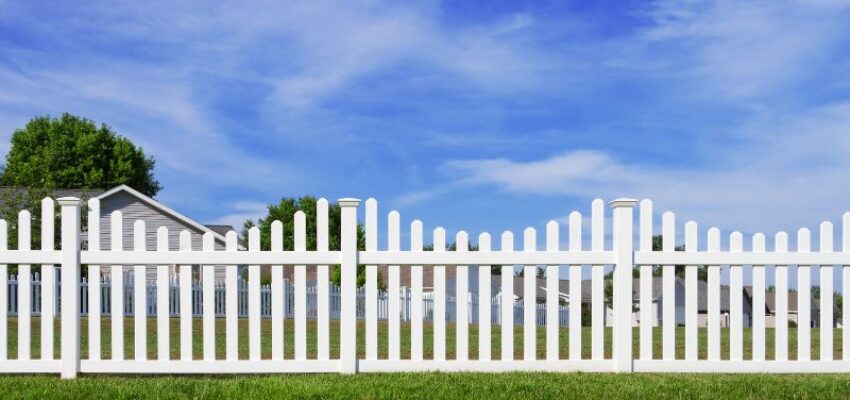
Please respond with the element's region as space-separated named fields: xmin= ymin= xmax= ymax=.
xmin=0 ymin=185 xmax=235 ymax=281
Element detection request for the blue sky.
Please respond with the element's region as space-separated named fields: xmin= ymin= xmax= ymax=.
xmin=2 ymin=0 xmax=850 ymax=260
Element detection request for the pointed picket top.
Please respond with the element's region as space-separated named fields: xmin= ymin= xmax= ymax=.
xmin=546 ymin=221 xmax=559 ymax=251
xmin=661 ymin=211 xmax=676 ymax=252
xmin=388 ymin=211 xmax=400 ymax=251
xmin=707 ymin=228 xmax=720 ymax=251
xmin=203 ymin=231 xmax=215 ymax=250
xmin=569 ymin=212 xmax=581 ymax=251
xmin=820 ymin=221 xmax=833 ymax=252
xmin=775 ymin=231 xmax=789 ymax=252
xmin=730 ymin=231 xmax=743 ymax=252
xmin=365 ymin=199 xmax=377 ymax=251
xmin=433 ymin=227 xmax=446 ymax=251
xmin=225 ymin=231 xmax=238 ymax=251
xmin=179 ymin=230 xmax=192 ymax=251
xmin=110 ymin=211 xmax=121 ymax=251
xmin=456 ymin=231 xmax=468 ymax=251
xmin=134 ymin=220 xmax=146 ymax=251
xmin=271 ymin=220 xmax=283 ymax=251
xmin=501 ymin=231 xmax=514 ymax=252
xmin=478 ymin=232 xmax=491 ymax=251
xmin=157 ymin=226 xmax=169 ymax=251
xmin=753 ymin=233 xmax=766 ymax=252
xmin=411 ymin=220 xmax=423 ymax=251
xmin=523 ymin=228 xmax=536 ymax=252
xmin=797 ymin=228 xmax=811 ymax=252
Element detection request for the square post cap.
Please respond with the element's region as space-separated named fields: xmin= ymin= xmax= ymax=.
xmin=338 ymin=198 xmax=361 ymax=207
xmin=57 ymin=197 xmax=81 ymax=207
xmin=609 ymin=198 xmax=638 ymax=208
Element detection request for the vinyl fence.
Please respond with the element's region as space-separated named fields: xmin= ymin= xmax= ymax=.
xmin=6 ymin=273 xmax=570 ymax=326
xmin=0 ymin=196 xmax=848 ymax=377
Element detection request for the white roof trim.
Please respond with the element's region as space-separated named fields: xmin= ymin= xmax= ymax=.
xmin=96 ymin=185 xmax=228 ymax=243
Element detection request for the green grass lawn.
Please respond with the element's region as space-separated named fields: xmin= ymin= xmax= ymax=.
xmin=6 ymin=317 xmax=846 ymax=361
xmin=3 ymin=318 xmax=849 ymax=399
xmin=1 ymin=373 xmax=849 ymax=399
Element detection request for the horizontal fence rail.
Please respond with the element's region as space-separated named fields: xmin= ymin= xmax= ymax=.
xmin=0 ymin=196 xmax=849 ymax=377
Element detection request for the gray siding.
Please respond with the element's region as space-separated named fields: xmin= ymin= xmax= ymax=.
xmin=94 ymin=191 xmax=229 ymax=280
xmin=97 ymin=191 xmax=226 ymax=251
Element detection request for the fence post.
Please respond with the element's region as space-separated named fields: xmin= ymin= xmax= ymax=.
xmin=610 ymin=198 xmax=637 ymax=373
xmin=338 ymin=198 xmax=361 ymax=374
xmin=58 ymin=197 xmax=81 ymax=379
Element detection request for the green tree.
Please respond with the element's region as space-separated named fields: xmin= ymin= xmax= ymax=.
xmin=0 ymin=113 xmax=160 ymax=196
xmin=242 ymin=196 xmax=379 ymax=288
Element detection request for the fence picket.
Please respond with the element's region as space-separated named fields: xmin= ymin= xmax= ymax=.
xmin=156 ymin=227 xmax=169 ymax=360
xmin=455 ymin=230 xmax=469 ymax=361
xmin=389 ymin=211 xmax=401 ymax=360
xmin=41 ymin=198 xmax=55 ymax=360
xmin=752 ymin=233 xmax=766 ymax=361
xmin=179 ymin=231 xmax=192 ymax=360
xmin=248 ymin=227 xmax=261 ymax=360
xmin=844 ymin=213 xmax=850 ymax=361
xmin=87 ymin=198 xmax=101 ymax=361
xmin=545 ymin=221 xmax=559 ymax=361
xmin=591 ymin=199 xmax=604 ymax=360
xmin=225 ymin=232 xmax=238 ymax=360
xmin=478 ymin=232 xmax=492 ymax=361
xmin=797 ymin=228 xmax=811 ymax=361
xmin=202 ymin=232 xmax=215 ymax=361
xmin=730 ymin=231 xmax=743 ymax=361
xmin=271 ymin=220 xmax=284 ymax=360
xmin=316 ymin=198 xmax=330 ymax=360
xmin=775 ymin=232 xmax=789 ymax=361
xmin=365 ymin=198 xmax=378 ymax=360
xmin=523 ymin=227 xmax=537 ymax=361
xmin=434 ymin=227 xmax=446 ymax=361
xmin=662 ymin=212 xmax=675 ymax=360
xmin=568 ymin=213 xmax=581 ymax=360
xmin=685 ymin=221 xmax=697 ymax=360
xmin=0 ymin=219 xmax=7 ymax=360
xmin=18 ymin=210 xmax=32 ymax=361
xmin=819 ymin=222 xmax=834 ymax=361
xmin=295 ymin=211 xmax=307 ymax=360
xmin=410 ymin=220 xmax=424 ymax=361
xmin=134 ymin=220 xmax=148 ymax=360
xmin=500 ymin=231 xmax=514 ymax=361
xmin=639 ymin=199 xmax=653 ymax=360
xmin=706 ymin=228 xmax=720 ymax=361
xmin=110 ymin=211 xmax=123 ymax=361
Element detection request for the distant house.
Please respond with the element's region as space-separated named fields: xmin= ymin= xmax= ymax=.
xmin=744 ymin=288 xmax=826 ymax=328
xmin=0 ymin=185 xmax=235 ymax=281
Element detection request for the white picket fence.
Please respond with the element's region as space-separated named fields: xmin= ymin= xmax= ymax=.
xmin=5 ymin=273 xmax=570 ymax=326
xmin=0 ymin=196 xmax=849 ymax=377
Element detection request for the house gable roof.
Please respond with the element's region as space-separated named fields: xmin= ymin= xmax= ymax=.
xmin=97 ymin=184 xmax=228 ymax=243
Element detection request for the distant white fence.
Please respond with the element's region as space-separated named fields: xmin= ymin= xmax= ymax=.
xmin=0 ymin=196 xmax=849 ymax=377
xmin=6 ymin=273 xmax=570 ymax=326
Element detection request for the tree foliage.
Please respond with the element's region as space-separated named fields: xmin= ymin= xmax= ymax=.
xmin=0 ymin=113 xmax=161 ymax=196
xmin=242 ymin=196 xmax=379 ymax=288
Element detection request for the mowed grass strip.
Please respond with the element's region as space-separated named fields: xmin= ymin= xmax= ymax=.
xmin=1 ymin=373 xmax=850 ymax=400
xmin=5 ymin=317 xmax=847 ymax=361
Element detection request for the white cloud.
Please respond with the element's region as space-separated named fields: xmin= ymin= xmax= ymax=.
xmin=419 ymin=101 xmax=850 ymax=235
xmin=631 ymin=0 xmax=850 ymax=100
